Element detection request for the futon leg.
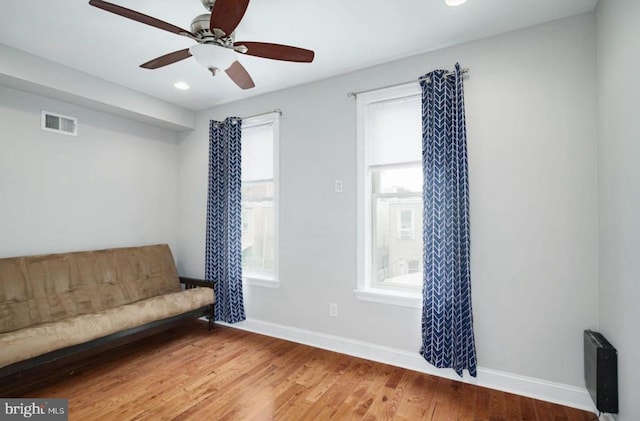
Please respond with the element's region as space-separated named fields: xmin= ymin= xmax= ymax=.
xmin=208 ymin=305 xmax=214 ymax=331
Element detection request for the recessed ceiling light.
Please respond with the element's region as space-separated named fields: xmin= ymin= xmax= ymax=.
xmin=174 ymin=81 xmax=190 ymax=90
xmin=445 ymin=0 xmax=468 ymax=6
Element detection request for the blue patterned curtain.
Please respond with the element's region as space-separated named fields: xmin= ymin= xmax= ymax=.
xmin=420 ymin=63 xmax=477 ymax=377
xmin=205 ymin=117 xmax=245 ymax=323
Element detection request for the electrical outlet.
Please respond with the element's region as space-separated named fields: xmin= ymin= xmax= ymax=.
xmin=329 ymin=303 xmax=338 ymax=317
xmin=334 ymin=179 xmax=343 ymax=193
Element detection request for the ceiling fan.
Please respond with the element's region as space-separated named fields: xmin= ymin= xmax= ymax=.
xmin=88 ymin=0 xmax=315 ymax=90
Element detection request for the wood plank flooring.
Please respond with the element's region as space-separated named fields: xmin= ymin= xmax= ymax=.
xmin=10 ymin=320 xmax=596 ymax=420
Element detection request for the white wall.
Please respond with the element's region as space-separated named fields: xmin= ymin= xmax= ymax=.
xmin=177 ymin=13 xmax=599 ymax=389
xmin=596 ymin=0 xmax=640 ymax=419
xmin=0 ymin=85 xmax=180 ymax=258
xmin=0 ymin=43 xmax=196 ymax=131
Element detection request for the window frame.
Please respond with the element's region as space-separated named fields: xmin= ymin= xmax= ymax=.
xmin=241 ymin=112 xmax=280 ymax=288
xmin=355 ymin=83 xmax=422 ymax=308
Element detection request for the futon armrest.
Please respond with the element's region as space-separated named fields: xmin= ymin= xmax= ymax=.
xmin=179 ymin=277 xmax=215 ymax=289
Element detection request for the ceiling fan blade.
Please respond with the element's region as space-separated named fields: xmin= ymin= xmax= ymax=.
xmin=225 ymin=61 xmax=255 ymax=90
xmin=140 ymin=49 xmax=192 ymax=69
xmin=209 ymin=0 xmax=250 ymax=37
xmin=234 ymin=42 xmax=314 ymax=63
xmin=89 ymin=0 xmax=194 ymax=36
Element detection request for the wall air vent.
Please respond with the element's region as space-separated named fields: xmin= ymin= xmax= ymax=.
xmin=41 ymin=111 xmax=77 ymax=136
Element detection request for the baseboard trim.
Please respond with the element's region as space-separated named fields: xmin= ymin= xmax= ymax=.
xmin=216 ymin=318 xmax=597 ymax=413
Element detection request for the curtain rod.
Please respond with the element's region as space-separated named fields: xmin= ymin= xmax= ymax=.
xmin=218 ymin=109 xmax=281 ymax=125
xmin=242 ymin=109 xmax=282 ymax=120
xmin=347 ymin=68 xmax=469 ymax=98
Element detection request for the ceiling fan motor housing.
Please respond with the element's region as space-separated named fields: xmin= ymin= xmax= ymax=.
xmin=200 ymin=0 xmax=216 ymax=11
xmin=191 ymin=13 xmax=235 ymax=45
xmin=191 ymin=13 xmax=214 ymax=38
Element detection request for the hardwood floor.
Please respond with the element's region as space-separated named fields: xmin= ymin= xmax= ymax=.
xmin=12 ymin=320 xmax=596 ymax=420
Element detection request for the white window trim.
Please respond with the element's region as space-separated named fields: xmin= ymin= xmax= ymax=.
xmin=355 ymin=83 xmax=422 ymax=307
xmin=354 ymin=288 xmax=421 ymax=308
xmin=242 ymin=112 xmax=280 ymax=288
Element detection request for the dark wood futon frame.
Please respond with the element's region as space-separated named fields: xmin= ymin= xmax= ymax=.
xmin=0 ymin=277 xmax=214 ymax=397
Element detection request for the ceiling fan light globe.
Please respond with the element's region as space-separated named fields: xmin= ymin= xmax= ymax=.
xmin=189 ymin=44 xmax=236 ymax=71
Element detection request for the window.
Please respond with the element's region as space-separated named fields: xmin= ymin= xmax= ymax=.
xmin=241 ymin=112 xmax=280 ymax=287
xmin=398 ymin=209 xmax=415 ymax=239
xmin=356 ymin=84 xmax=423 ymax=307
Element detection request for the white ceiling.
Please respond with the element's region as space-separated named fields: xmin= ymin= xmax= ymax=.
xmin=0 ymin=0 xmax=597 ymax=111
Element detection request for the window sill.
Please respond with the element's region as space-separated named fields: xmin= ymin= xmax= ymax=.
xmin=353 ymin=288 xmax=421 ymax=308
xmin=243 ymin=274 xmax=280 ymax=289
